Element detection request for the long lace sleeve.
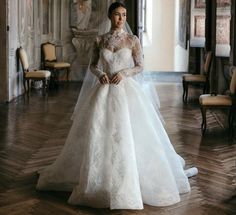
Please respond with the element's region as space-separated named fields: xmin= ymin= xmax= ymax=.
xmin=90 ymin=38 xmax=106 ymax=78
xmin=119 ymin=36 xmax=143 ymax=77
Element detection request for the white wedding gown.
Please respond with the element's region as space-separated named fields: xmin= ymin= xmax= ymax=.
xmin=36 ymin=29 xmax=193 ymax=210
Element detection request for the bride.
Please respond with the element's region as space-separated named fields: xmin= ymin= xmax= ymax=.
xmin=36 ymin=1 xmax=197 ymax=210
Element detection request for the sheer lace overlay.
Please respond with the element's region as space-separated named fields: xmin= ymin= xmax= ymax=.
xmin=36 ymin=29 xmax=192 ymax=210
xmin=90 ymin=29 xmax=143 ymax=78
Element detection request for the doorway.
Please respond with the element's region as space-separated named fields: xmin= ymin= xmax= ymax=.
xmin=0 ymin=0 xmax=8 ymax=102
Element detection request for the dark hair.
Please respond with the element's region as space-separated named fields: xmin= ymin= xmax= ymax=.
xmin=108 ymin=2 xmax=127 ymax=19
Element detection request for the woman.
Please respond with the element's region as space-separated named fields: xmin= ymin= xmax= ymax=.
xmin=37 ymin=2 xmax=197 ymax=210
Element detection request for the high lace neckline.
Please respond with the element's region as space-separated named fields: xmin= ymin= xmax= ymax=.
xmin=109 ymin=28 xmax=125 ymax=35
xmin=102 ymin=28 xmax=127 ymax=52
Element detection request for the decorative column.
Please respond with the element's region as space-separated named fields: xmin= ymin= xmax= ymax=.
xmin=69 ymin=0 xmax=111 ymax=80
xmin=71 ymin=28 xmax=98 ymax=80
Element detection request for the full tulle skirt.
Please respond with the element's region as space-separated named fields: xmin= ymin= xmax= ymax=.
xmin=36 ymin=78 xmax=190 ymax=209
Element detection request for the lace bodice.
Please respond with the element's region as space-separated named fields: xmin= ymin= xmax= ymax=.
xmin=90 ymin=29 xmax=143 ymax=78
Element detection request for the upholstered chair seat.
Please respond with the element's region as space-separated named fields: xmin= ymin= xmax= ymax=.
xmin=42 ymin=42 xmax=71 ymax=82
xmin=18 ymin=47 xmax=51 ymax=95
xmin=45 ymin=62 xmax=71 ymax=68
xmin=199 ymin=67 xmax=236 ymax=136
xmin=199 ymin=94 xmax=232 ymax=106
xmin=25 ymin=70 xmax=51 ymax=78
xmin=182 ymin=74 xmax=206 ymax=82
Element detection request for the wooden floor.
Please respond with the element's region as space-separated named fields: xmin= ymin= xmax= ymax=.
xmin=0 ymin=81 xmax=236 ymax=215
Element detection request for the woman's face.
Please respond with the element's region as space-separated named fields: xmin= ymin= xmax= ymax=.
xmin=110 ymin=7 xmax=127 ymax=30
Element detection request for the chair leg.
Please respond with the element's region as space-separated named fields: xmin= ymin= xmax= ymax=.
xmin=42 ymin=79 xmax=46 ymax=95
xmin=46 ymin=77 xmax=50 ymax=92
xmin=184 ymin=82 xmax=189 ymax=103
xmin=182 ymin=80 xmax=186 ymax=102
xmin=23 ymin=79 xmax=27 ymax=93
xmin=229 ymin=107 xmax=235 ymax=138
xmin=200 ymin=106 xmax=207 ymax=134
xmin=27 ymin=80 xmax=30 ymax=92
xmin=183 ymin=81 xmax=188 ymax=103
xmin=66 ymin=68 xmax=70 ymax=82
xmin=51 ymin=69 xmax=57 ymax=81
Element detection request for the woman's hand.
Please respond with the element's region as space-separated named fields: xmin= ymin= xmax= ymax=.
xmin=99 ymin=74 xmax=110 ymax=84
xmin=111 ymin=73 xmax=123 ymax=84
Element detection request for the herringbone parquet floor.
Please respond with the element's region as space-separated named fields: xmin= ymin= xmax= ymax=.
xmin=0 ymin=81 xmax=236 ymax=215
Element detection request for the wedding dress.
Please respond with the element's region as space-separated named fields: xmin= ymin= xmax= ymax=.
xmin=36 ymin=29 xmax=196 ymax=210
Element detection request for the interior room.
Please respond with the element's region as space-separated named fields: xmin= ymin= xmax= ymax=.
xmin=0 ymin=0 xmax=236 ymax=214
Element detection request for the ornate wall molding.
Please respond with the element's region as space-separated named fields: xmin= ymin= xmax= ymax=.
xmin=70 ymin=28 xmax=98 ymax=80
xmin=69 ymin=0 xmax=114 ymax=80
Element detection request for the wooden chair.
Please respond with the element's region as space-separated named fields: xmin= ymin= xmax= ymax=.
xmin=18 ymin=47 xmax=51 ymax=94
xmin=41 ymin=42 xmax=71 ymax=82
xmin=199 ymin=67 xmax=236 ymax=136
xmin=182 ymin=51 xmax=212 ymax=103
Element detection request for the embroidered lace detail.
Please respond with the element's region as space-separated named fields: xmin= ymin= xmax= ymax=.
xmin=90 ymin=30 xmax=143 ymax=78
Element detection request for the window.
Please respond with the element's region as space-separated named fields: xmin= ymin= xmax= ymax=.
xmin=190 ymin=0 xmax=206 ymax=47
xmin=215 ymin=0 xmax=231 ymax=57
xmin=142 ymin=0 xmax=152 ymax=47
xmin=142 ymin=0 xmax=147 ymax=32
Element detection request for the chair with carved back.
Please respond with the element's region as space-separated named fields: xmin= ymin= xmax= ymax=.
xmin=182 ymin=51 xmax=213 ymax=103
xmin=18 ymin=47 xmax=51 ymax=95
xmin=41 ymin=42 xmax=71 ymax=82
xmin=199 ymin=66 xmax=236 ymax=136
